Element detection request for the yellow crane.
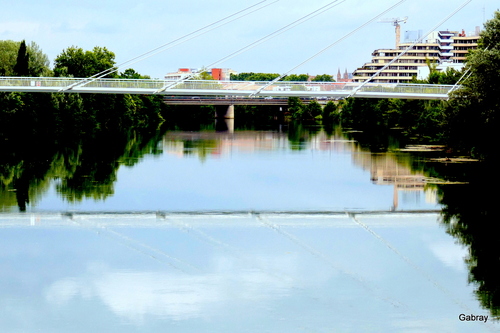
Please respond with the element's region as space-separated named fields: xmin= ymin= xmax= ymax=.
xmin=379 ymin=17 xmax=408 ymax=49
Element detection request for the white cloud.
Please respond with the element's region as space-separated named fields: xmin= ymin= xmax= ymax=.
xmin=429 ymin=241 xmax=468 ymax=271
xmin=44 ymin=256 xmax=297 ymax=323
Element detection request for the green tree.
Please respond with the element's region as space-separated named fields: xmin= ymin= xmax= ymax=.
xmin=305 ymin=100 xmax=322 ymax=119
xmin=193 ymin=70 xmax=214 ymax=80
xmin=411 ymin=59 xmax=462 ymax=85
xmin=340 ymin=98 xmax=384 ymax=128
xmin=120 ymin=68 xmax=150 ymax=79
xmin=230 ymin=72 xmax=280 ymax=81
xmin=0 ymin=40 xmax=21 ymax=76
xmin=13 ymin=40 xmax=29 ymax=76
xmin=288 ymin=97 xmax=305 ymax=120
xmin=312 ymin=74 xmax=335 ymax=82
xmin=54 ymin=46 xmax=117 ymax=78
xmin=1 ymin=40 xmax=50 ymax=77
xmin=446 ymin=10 xmax=500 ymax=158
xmin=283 ymin=74 xmax=309 ymax=81
xmin=322 ymin=100 xmax=340 ymax=123
xmin=27 ymin=41 xmax=51 ymax=76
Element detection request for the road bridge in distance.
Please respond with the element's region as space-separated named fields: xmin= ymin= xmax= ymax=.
xmin=163 ymin=97 xmax=331 ymax=106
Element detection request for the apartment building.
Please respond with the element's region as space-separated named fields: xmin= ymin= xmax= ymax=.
xmin=452 ymin=29 xmax=480 ymax=63
xmin=352 ymin=29 xmax=480 ymax=83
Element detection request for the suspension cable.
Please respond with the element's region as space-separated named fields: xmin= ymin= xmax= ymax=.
xmin=102 ymin=0 xmax=279 ymax=78
xmin=60 ymin=0 xmax=277 ymax=91
xmin=251 ymin=0 xmax=410 ymax=96
xmin=448 ymin=45 xmax=489 ymax=96
xmin=156 ymin=0 xmax=347 ymax=93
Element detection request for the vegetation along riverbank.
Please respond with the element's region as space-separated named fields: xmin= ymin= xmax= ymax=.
xmin=1 ymin=11 xmax=499 ymax=161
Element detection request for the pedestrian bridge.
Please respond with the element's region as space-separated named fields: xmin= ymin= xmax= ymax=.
xmin=0 ymin=77 xmax=455 ymax=100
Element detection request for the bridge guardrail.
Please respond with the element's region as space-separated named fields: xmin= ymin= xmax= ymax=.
xmin=0 ymin=77 xmax=457 ymax=98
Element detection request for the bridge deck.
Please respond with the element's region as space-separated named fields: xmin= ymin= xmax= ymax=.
xmin=0 ymin=77 xmax=455 ymax=100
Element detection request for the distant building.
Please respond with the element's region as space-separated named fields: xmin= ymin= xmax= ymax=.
xmin=352 ymin=28 xmax=481 ymax=83
xmin=352 ymin=42 xmax=442 ymax=83
xmin=452 ymin=29 xmax=480 ymax=63
xmin=165 ymin=68 xmax=237 ymax=81
xmin=336 ymin=68 xmax=353 ymax=82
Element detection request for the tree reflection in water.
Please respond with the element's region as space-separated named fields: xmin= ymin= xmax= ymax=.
xmin=438 ymin=163 xmax=500 ymax=320
xmin=0 ymin=128 xmax=165 ymax=211
xmin=348 ymin=129 xmax=499 ymax=320
xmin=0 ymin=121 xmax=498 ymax=320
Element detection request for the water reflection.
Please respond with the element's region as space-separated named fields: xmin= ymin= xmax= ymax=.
xmin=1 ymin=212 xmax=496 ymax=331
xmin=437 ymin=163 xmax=500 ymax=320
xmin=0 ymin=121 xmax=498 ymax=328
xmin=1 ymin=122 xmax=442 ymax=213
xmin=0 ymin=129 xmax=165 ymax=212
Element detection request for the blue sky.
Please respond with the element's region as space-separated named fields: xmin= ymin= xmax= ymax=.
xmin=0 ymin=0 xmax=495 ymax=78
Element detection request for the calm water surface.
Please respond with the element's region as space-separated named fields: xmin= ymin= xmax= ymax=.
xmin=0 ymin=124 xmax=497 ymax=332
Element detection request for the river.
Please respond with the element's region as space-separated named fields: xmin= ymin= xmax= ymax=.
xmin=0 ymin=122 xmax=497 ymax=332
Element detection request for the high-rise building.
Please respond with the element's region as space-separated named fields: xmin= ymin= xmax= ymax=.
xmin=452 ymin=29 xmax=480 ymax=63
xmin=352 ymin=28 xmax=481 ymax=83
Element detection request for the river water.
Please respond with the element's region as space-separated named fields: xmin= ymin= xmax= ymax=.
xmin=0 ymin=123 xmax=497 ymax=332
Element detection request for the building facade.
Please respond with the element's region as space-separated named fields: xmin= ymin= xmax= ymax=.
xmin=165 ymin=68 xmax=237 ymax=81
xmin=352 ymin=28 xmax=480 ymax=83
xmin=452 ymin=31 xmax=480 ymax=63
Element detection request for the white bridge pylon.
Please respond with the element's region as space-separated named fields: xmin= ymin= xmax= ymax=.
xmin=0 ymin=77 xmax=455 ymax=100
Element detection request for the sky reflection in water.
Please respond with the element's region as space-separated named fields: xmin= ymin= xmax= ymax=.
xmin=33 ymin=129 xmax=439 ymax=212
xmin=1 ymin=129 xmax=496 ymax=332
xmin=0 ymin=213 xmax=495 ymax=332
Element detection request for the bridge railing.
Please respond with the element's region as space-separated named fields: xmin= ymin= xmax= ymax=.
xmin=0 ymin=77 xmax=456 ymax=98
xmin=83 ymin=78 xmax=165 ymax=89
xmin=0 ymin=77 xmax=79 ymax=88
xmin=356 ymin=83 xmax=453 ymax=95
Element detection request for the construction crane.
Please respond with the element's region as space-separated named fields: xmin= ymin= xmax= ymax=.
xmin=378 ymin=17 xmax=408 ymax=49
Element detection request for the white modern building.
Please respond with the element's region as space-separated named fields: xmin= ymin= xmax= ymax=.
xmin=352 ymin=28 xmax=481 ymax=83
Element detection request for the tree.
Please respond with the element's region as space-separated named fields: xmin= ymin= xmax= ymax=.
xmin=53 ymin=46 xmax=117 ymax=78
xmin=120 ymin=68 xmax=150 ymax=79
xmin=0 ymin=40 xmax=21 ymax=76
xmin=411 ymin=59 xmax=462 ymax=85
xmin=27 ymin=41 xmax=51 ymax=76
xmin=283 ymin=74 xmax=309 ymax=81
xmin=230 ymin=72 xmax=280 ymax=81
xmin=322 ymin=100 xmax=340 ymax=123
xmin=312 ymin=74 xmax=335 ymax=82
xmin=446 ymin=10 xmax=500 ymax=158
xmin=1 ymin=40 xmax=50 ymax=77
xmin=193 ymin=70 xmax=214 ymax=80
xmin=13 ymin=40 xmax=29 ymax=76
xmin=305 ymin=100 xmax=322 ymax=119
xmin=288 ymin=97 xmax=305 ymax=120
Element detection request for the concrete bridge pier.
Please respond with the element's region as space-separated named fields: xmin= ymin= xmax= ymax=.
xmin=215 ymin=118 xmax=234 ymax=133
xmin=215 ymin=105 xmax=235 ymax=119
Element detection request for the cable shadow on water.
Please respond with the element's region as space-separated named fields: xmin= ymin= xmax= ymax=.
xmin=65 ymin=215 xmax=201 ymax=274
xmin=254 ymin=212 xmax=406 ymax=310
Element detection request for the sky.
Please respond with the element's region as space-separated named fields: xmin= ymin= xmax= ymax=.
xmin=0 ymin=0 xmax=496 ymax=79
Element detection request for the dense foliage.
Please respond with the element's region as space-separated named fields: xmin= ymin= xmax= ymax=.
xmin=53 ymin=46 xmax=117 ymax=78
xmin=230 ymin=72 xmax=280 ymax=81
xmin=0 ymin=40 xmax=50 ymax=76
xmin=0 ymin=43 xmax=166 ymax=137
xmin=230 ymin=72 xmax=335 ymax=82
xmin=445 ymin=11 xmax=500 ymax=159
xmin=3 ymin=9 xmax=500 ymax=162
